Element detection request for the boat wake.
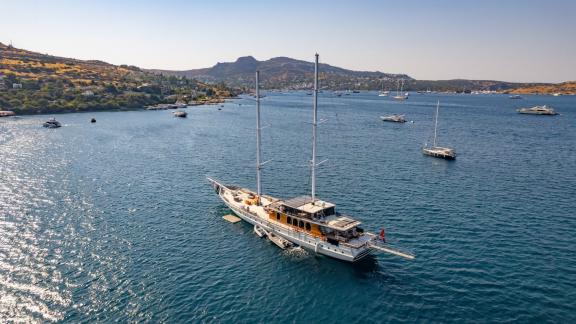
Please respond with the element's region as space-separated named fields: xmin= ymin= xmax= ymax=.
xmin=283 ymin=246 xmax=309 ymax=259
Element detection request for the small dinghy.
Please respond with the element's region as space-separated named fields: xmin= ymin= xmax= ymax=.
xmin=268 ymin=232 xmax=293 ymax=250
xmin=254 ymin=225 xmax=267 ymax=238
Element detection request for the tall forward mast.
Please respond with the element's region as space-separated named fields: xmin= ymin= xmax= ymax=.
xmin=311 ymin=54 xmax=319 ymax=202
xmin=256 ymin=71 xmax=262 ymax=205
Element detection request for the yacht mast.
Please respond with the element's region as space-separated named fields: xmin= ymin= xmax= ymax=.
xmin=256 ymin=70 xmax=262 ymax=204
xmin=311 ymin=54 xmax=319 ymax=202
xmin=433 ymin=100 xmax=439 ymax=147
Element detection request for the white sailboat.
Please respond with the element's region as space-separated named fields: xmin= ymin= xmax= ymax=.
xmin=378 ymin=80 xmax=389 ymax=96
xmin=393 ymin=79 xmax=408 ymax=101
xmin=208 ymin=55 xmax=414 ymax=262
xmin=422 ymin=101 xmax=456 ymax=160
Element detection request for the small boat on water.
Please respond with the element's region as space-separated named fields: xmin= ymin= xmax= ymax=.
xmin=173 ymin=111 xmax=187 ymax=118
xmin=517 ymin=105 xmax=558 ymax=115
xmin=422 ymin=101 xmax=456 ymax=160
xmin=381 ymin=114 xmax=406 ymax=123
xmin=509 ymin=95 xmax=522 ymax=99
xmin=352 ymin=90 xmax=360 ymax=93
xmin=254 ymin=225 xmax=267 ymax=238
xmin=90 ymin=117 xmax=96 ymax=123
xmin=43 ymin=118 xmax=62 ymax=128
xmin=0 ymin=111 xmax=16 ymax=117
xmin=268 ymin=232 xmax=293 ymax=249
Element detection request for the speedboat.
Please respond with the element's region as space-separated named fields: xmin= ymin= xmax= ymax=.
xmin=517 ymin=105 xmax=558 ymax=115
xmin=173 ymin=111 xmax=188 ymax=118
xmin=43 ymin=118 xmax=62 ymax=128
xmin=381 ymin=114 xmax=406 ymax=123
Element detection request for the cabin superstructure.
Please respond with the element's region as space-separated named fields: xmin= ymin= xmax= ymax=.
xmin=265 ymin=196 xmax=364 ymax=244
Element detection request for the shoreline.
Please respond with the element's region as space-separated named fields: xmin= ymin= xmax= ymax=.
xmin=0 ymin=97 xmax=236 ymax=117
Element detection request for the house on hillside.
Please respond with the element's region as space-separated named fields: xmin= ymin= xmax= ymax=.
xmin=0 ymin=75 xmax=5 ymax=90
xmin=12 ymin=83 xmax=23 ymax=89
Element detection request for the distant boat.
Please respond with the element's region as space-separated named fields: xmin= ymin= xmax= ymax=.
xmin=352 ymin=90 xmax=360 ymax=93
xmin=173 ymin=111 xmax=187 ymax=118
xmin=43 ymin=117 xmax=62 ymax=128
xmin=90 ymin=117 xmax=96 ymax=123
xmin=509 ymin=95 xmax=522 ymax=99
xmin=393 ymin=79 xmax=408 ymax=101
xmin=378 ymin=80 xmax=389 ymax=96
xmin=422 ymin=101 xmax=456 ymax=160
xmin=380 ymin=114 xmax=406 ymax=123
xmin=517 ymin=105 xmax=558 ymax=115
xmin=552 ymin=93 xmax=561 ymax=97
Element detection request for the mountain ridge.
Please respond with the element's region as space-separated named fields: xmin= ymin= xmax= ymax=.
xmin=148 ymin=56 xmax=571 ymax=93
xmin=148 ymin=56 xmax=412 ymax=90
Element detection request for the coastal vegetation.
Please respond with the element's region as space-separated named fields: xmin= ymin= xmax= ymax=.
xmin=0 ymin=42 xmax=234 ymax=114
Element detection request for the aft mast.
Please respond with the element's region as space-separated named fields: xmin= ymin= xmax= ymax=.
xmin=433 ymin=100 xmax=439 ymax=147
xmin=311 ymin=54 xmax=319 ymax=202
xmin=256 ymin=71 xmax=262 ymax=205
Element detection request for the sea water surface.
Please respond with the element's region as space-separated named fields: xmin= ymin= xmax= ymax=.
xmin=1 ymin=92 xmax=575 ymax=323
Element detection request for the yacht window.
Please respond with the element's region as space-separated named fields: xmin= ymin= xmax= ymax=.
xmin=276 ymin=212 xmax=280 ymax=220
xmin=287 ymin=216 xmax=292 ymax=224
xmin=292 ymin=218 xmax=298 ymax=226
xmin=299 ymin=220 xmax=304 ymax=228
xmin=305 ymin=223 xmax=311 ymax=231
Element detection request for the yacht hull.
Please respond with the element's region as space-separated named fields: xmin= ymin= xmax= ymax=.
xmin=210 ymin=180 xmax=372 ymax=262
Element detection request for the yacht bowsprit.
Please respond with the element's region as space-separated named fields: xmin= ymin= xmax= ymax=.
xmin=207 ymin=54 xmax=414 ymax=262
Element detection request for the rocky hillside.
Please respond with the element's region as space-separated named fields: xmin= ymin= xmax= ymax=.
xmin=0 ymin=42 xmax=233 ymax=114
xmin=149 ymin=56 xmax=412 ymax=90
xmin=508 ymin=81 xmax=576 ymax=95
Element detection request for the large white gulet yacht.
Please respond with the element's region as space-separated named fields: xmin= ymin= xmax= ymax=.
xmin=208 ymin=54 xmax=414 ymax=262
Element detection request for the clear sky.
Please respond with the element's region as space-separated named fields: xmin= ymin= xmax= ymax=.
xmin=1 ymin=0 xmax=575 ymax=82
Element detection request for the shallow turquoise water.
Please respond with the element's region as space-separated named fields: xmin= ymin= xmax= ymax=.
xmin=1 ymin=92 xmax=575 ymax=322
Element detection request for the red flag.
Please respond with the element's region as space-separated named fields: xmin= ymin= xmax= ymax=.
xmin=380 ymin=228 xmax=386 ymax=242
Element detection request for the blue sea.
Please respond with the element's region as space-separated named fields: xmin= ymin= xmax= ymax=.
xmin=1 ymin=92 xmax=575 ymax=323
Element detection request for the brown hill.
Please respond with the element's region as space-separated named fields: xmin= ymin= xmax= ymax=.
xmin=508 ymin=81 xmax=576 ymax=95
xmin=0 ymin=42 xmax=232 ymax=114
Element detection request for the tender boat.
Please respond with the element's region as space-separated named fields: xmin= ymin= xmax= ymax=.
xmin=422 ymin=101 xmax=456 ymax=160
xmin=509 ymin=95 xmax=522 ymax=99
xmin=208 ymin=55 xmax=414 ymax=262
xmin=517 ymin=105 xmax=558 ymax=115
xmin=173 ymin=111 xmax=187 ymax=118
xmin=254 ymin=225 xmax=267 ymax=238
xmin=381 ymin=114 xmax=406 ymax=123
xmin=43 ymin=118 xmax=62 ymax=128
xmin=90 ymin=117 xmax=96 ymax=123
xmin=268 ymin=232 xmax=292 ymax=249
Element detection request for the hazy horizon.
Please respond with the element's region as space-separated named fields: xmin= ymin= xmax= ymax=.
xmin=1 ymin=0 xmax=575 ymax=83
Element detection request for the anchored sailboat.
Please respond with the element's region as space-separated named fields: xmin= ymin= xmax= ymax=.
xmin=393 ymin=79 xmax=408 ymax=101
xmin=208 ymin=55 xmax=414 ymax=262
xmin=423 ymin=101 xmax=456 ymax=160
xmin=378 ymin=80 xmax=389 ymax=96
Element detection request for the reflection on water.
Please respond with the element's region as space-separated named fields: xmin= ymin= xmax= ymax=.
xmin=1 ymin=92 xmax=575 ymax=322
